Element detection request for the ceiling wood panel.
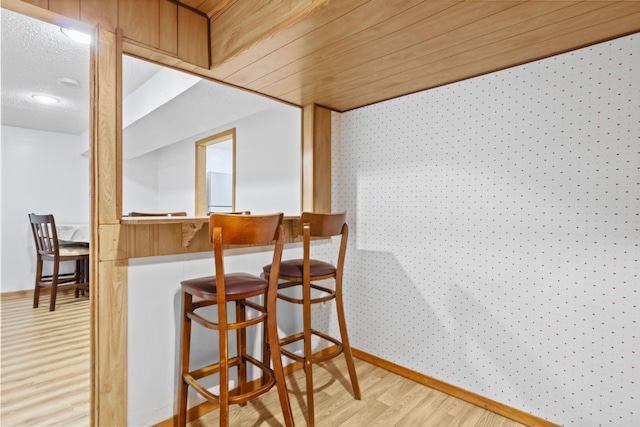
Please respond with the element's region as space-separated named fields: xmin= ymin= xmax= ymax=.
xmin=257 ymin=1 xmax=530 ymax=98
xmin=179 ymin=0 xmax=234 ymax=18
xmin=178 ymin=0 xmax=640 ymax=112
xmin=225 ymin=0 xmax=436 ymax=88
xmin=282 ymin=1 xmax=614 ymax=107
xmin=280 ymin=1 xmax=581 ymax=105
xmin=208 ymin=0 xmax=364 ymax=79
xmin=209 ymin=0 xmax=313 ymax=66
xmin=321 ymin=5 xmax=640 ymax=111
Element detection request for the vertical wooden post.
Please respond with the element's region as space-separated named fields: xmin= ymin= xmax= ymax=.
xmin=91 ymin=26 xmax=128 ymax=426
xmin=302 ymin=104 xmax=332 ymax=213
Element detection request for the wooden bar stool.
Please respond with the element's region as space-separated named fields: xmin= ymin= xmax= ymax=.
xmin=176 ymin=213 xmax=294 ymax=427
xmin=263 ymin=211 xmax=361 ymax=426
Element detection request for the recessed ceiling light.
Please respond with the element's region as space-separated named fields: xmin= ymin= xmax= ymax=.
xmin=61 ymin=27 xmax=91 ymax=44
xmin=32 ymin=94 xmax=60 ymax=104
xmin=58 ymin=77 xmax=80 ymax=87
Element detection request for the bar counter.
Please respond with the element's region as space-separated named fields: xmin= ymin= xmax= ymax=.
xmin=120 ymin=216 xmax=301 ymax=259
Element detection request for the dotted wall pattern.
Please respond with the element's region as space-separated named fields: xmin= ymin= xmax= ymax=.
xmin=331 ymin=34 xmax=639 ymax=426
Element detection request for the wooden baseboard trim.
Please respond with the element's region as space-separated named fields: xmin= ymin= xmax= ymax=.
xmin=351 ymin=348 xmax=560 ymax=427
xmin=0 ymin=289 xmax=34 ymax=299
xmin=0 ymin=288 xmax=82 ymax=302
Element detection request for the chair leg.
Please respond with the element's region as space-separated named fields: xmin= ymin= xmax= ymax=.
xmin=303 ymin=281 xmax=315 ymax=427
xmin=75 ymin=261 xmax=81 ymax=298
xmin=33 ymin=259 xmax=43 ymax=308
xmin=82 ymin=258 xmax=90 ymax=296
xmin=335 ymin=282 xmax=361 ymax=400
xmin=177 ymin=292 xmax=193 ymax=427
xmin=74 ymin=259 xmax=82 ymax=284
xmin=49 ymin=262 xmax=59 ymax=311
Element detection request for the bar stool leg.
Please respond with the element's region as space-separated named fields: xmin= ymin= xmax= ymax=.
xmin=177 ymin=292 xmax=193 ymax=427
xmin=236 ymin=300 xmax=247 ymax=405
xmin=261 ymin=303 xmax=270 ymax=387
xmin=303 ymin=280 xmax=314 ymax=426
xmin=218 ymin=301 xmax=230 ymax=427
xmin=267 ymin=289 xmax=295 ymax=427
xmin=335 ymin=278 xmax=361 ymax=399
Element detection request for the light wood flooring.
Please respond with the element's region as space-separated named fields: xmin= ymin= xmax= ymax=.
xmin=189 ymin=357 xmax=526 ymax=427
xmin=1 ymin=291 xmax=525 ymax=427
xmin=1 ymin=290 xmax=90 ymax=427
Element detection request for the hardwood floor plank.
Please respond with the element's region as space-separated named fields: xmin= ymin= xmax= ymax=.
xmin=375 ymin=372 xmax=420 ymax=405
xmin=451 ymin=404 xmax=492 ymax=427
xmin=371 ymin=383 xmax=444 ymax=427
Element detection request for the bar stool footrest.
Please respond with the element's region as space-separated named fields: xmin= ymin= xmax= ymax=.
xmin=277 ymin=282 xmax=336 ymax=304
xmin=279 ymin=329 xmax=345 ymax=363
xmin=184 ymin=355 xmax=276 ymax=406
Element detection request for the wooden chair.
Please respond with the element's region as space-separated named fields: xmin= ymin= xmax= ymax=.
xmin=127 ymin=211 xmax=187 ymax=217
xmin=28 ymin=214 xmax=90 ymax=311
xmin=176 ymin=213 xmax=294 ymax=427
xmin=263 ymin=211 xmax=361 ymax=426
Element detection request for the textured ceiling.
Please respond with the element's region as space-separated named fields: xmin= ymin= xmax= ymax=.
xmin=1 ymin=8 xmax=288 ymax=158
xmin=1 ymin=8 xmax=90 ymax=135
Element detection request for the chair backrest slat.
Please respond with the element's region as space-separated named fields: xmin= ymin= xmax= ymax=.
xmin=300 ymin=211 xmax=347 ymax=237
xmin=210 ymin=213 xmax=283 ymax=245
xmin=28 ymin=213 xmax=59 ymax=255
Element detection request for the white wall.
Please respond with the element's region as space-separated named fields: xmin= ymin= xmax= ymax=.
xmin=233 ymin=104 xmax=301 ymax=216
xmin=124 ymin=103 xmax=301 ymax=217
xmin=123 ymin=151 xmax=159 ymax=214
xmin=331 ymin=34 xmax=639 ymax=426
xmin=0 ymin=125 xmax=90 ymax=292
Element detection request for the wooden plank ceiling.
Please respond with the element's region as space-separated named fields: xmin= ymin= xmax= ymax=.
xmin=179 ymin=0 xmax=640 ymax=112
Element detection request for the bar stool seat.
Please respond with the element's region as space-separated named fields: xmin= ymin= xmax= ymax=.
xmin=181 ymin=273 xmax=268 ymax=299
xmin=176 ymin=213 xmax=294 ymax=427
xmin=274 ymin=259 xmax=337 ymax=278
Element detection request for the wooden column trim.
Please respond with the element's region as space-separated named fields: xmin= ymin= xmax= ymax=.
xmin=302 ymin=104 xmax=332 ymax=213
xmin=92 ymin=26 xmax=128 ymax=426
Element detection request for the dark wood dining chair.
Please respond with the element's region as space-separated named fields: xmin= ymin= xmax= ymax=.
xmin=28 ymin=213 xmax=90 ymax=311
xmin=263 ymin=211 xmax=361 ymax=427
xmin=176 ymin=213 xmax=294 ymax=427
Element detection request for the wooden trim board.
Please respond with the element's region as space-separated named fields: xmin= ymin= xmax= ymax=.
xmin=352 ymin=348 xmax=560 ymax=427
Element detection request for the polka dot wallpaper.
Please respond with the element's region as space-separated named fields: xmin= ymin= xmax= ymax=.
xmin=329 ymin=34 xmax=639 ymax=426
